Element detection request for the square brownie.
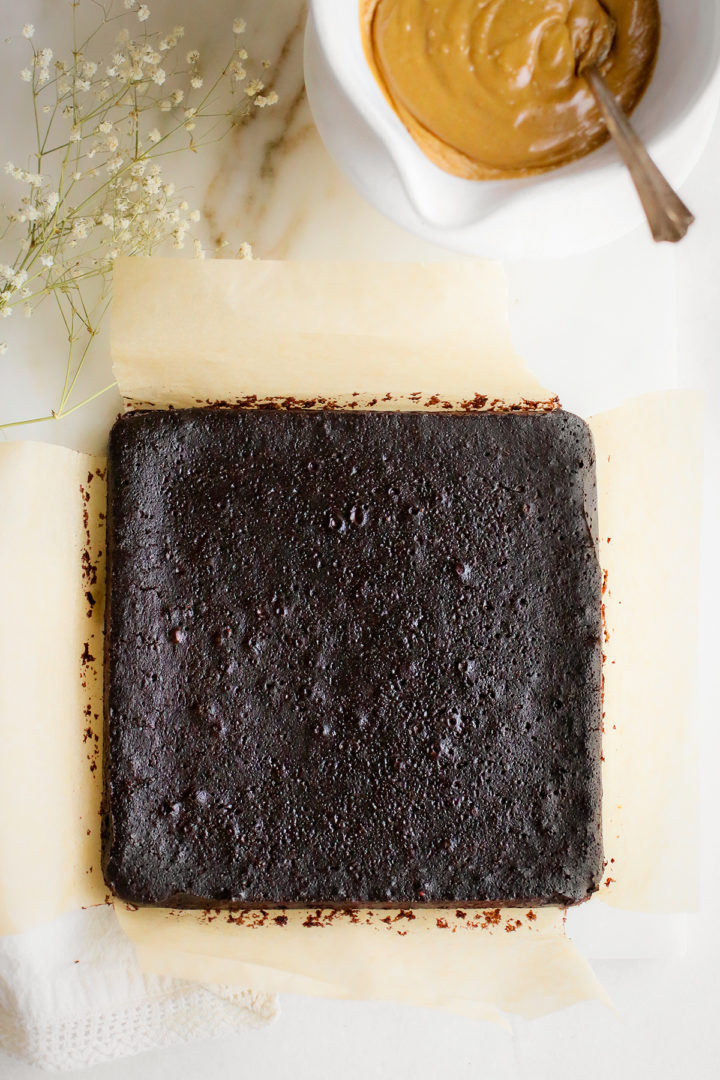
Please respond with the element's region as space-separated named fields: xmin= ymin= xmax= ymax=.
xmin=103 ymin=409 xmax=603 ymax=908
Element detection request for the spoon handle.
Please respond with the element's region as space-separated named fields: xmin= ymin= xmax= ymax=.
xmin=584 ymin=66 xmax=695 ymax=243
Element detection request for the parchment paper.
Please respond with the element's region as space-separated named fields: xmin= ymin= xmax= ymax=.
xmin=111 ymin=258 xmax=553 ymax=411
xmin=591 ymin=392 xmax=701 ymax=911
xmin=0 ymin=443 xmax=107 ymax=933
xmin=0 ymin=258 xmax=702 ymax=1021
xmin=115 ymin=906 xmax=606 ymax=1023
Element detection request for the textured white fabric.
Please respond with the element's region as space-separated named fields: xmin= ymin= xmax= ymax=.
xmin=0 ymin=905 xmax=277 ymax=1072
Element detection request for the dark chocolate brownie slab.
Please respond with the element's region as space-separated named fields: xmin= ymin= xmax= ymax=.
xmin=103 ymin=409 xmax=603 ymax=908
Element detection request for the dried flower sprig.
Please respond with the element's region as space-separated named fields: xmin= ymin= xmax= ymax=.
xmin=0 ymin=1 xmax=276 ymax=429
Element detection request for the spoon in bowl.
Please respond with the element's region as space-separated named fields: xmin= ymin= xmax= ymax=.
xmin=576 ymin=13 xmax=695 ymax=242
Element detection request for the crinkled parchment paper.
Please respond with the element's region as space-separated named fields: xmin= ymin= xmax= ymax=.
xmin=592 ymin=393 xmax=700 ymax=912
xmin=110 ymin=259 xmax=550 ymax=412
xmin=0 ymin=259 xmax=701 ymax=1021
xmin=0 ymin=444 xmax=107 ymax=933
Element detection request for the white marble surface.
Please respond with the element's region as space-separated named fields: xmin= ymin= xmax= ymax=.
xmin=1 ymin=0 xmax=719 ymax=1076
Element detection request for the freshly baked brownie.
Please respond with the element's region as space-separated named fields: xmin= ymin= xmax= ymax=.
xmin=103 ymin=409 xmax=603 ymax=908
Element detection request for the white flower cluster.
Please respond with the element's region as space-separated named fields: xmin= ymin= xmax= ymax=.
xmin=1 ymin=3 xmax=277 ymax=387
xmin=19 ymin=43 xmax=54 ymax=87
xmin=0 ymin=264 xmax=29 ymax=291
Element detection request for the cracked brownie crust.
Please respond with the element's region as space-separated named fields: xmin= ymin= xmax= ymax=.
xmin=103 ymin=408 xmax=603 ymax=908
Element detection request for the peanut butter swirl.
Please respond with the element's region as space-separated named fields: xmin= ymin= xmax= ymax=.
xmin=361 ymin=0 xmax=660 ymax=178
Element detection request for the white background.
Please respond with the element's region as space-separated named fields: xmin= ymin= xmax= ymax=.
xmin=1 ymin=0 xmax=719 ymax=1076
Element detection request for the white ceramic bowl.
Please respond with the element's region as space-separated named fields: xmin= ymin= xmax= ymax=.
xmin=305 ymin=0 xmax=720 ymax=257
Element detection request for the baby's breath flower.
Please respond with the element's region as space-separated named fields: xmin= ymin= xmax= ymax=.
xmin=0 ymin=342 xmax=7 ymax=355
xmin=22 ymin=24 xmax=35 ymax=39
xmin=171 ymin=224 xmax=187 ymax=249
xmin=238 ymin=241 xmax=253 ymax=259
xmin=24 ymin=304 xmax=32 ymax=318
xmin=3 ymin=5 xmax=275 ymax=429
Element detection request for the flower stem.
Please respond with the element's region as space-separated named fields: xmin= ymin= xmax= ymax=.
xmin=0 ymin=414 xmax=56 ymax=430
xmin=56 ymin=380 xmax=117 ymax=417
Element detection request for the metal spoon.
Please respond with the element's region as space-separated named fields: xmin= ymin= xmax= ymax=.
xmin=577 ymin=20 xmax=695 ymax=243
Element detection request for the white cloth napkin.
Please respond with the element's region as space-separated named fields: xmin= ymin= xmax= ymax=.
xmin=0 ymin=905 xmax=277 ymax=1072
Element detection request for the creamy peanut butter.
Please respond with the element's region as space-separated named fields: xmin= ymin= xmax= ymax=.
xmin=361 ymin=0 xmax=660 ymax=179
